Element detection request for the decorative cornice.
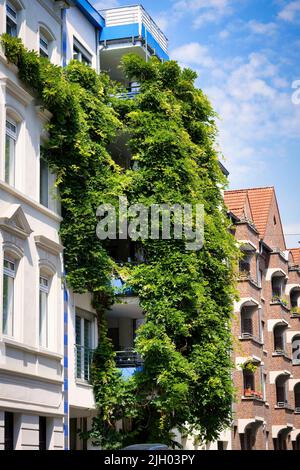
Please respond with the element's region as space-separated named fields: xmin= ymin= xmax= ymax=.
xmin=35 ymin=235 xmax=64 ymax=256
xmin=0 ymin=77 xmax=33 ymax=107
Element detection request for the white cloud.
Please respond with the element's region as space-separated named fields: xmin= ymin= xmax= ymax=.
xmin=171 ymin=43 xmax=300 ymax=187
xmin=171 ymin=42 xmax=216 ymax=68
xmin=91 ymin=0 xmax=119 ymax=10
xmin=278 ymin=0 xmax=300 ymax=22
xmin=247 ymin=20 xmax=278 ymax=35
xmin=171 ymin=0 xmax=235 ymax=28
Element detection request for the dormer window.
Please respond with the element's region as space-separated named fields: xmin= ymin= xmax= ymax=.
xmin=6 ymin=1 xmax=17 ymax=37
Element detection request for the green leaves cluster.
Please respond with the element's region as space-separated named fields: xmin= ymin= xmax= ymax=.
xmin=1 ymin=35 xmax=239 ymax=449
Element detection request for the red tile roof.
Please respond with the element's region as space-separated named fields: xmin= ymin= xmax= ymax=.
xmin=290 ymin=248 xmax=300 ymax=266
xmin=246 ymin=187 xmax=274 ymax=237
xmin=224 ymin=187 xmax=274 ymax=237
xmin=224 ymin=190 xmax=248 ymax=219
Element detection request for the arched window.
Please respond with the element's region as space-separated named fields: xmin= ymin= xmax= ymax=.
xmin=275 ymin=375 xmax=288 ymax=407
xmin=290 ymin=287 xmax=300 ymax=313
xmin=39 ymin=25 xmax=55 ymax=60
xmin=241 ymin=306 xmax=253 ymax=338
xmin=5 ymin=108 xmax=23 ymax=188
xmin=274 ymin=325 xmax=286 ymax=354
xmin=39 ymin=264 xmax=55 ymax=349
xmin=292 ymin=335 xmax=300 ymax=365
xmin=271 ymin=272 xmax=286 ymax=303
xmin=2 ymin=245 xmax=23 ymax=337
xmin=294 ymin=383 xmax=300 ymax=413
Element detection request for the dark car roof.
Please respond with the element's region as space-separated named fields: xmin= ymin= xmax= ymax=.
xmin=122 ymin=444 xmax=169 ymax=450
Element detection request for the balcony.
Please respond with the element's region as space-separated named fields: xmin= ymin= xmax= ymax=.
xmin=99 ymin=5 xmax=169 ymax=83
xmin=116 ymin=349 xmax=143 ymax=368
xmin=116 ymin=349 xmax=144 ymax=380
xmin=115 ymin=85 xmax=140 ymax=100
xmin=75 ymin=345 xmax=94 ymax=383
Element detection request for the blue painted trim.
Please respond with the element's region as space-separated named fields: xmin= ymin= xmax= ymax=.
xmin=100 ymin=24 xmax=140 ymax=42
xmin=99 ymin=23 xmax=169 ymax=62
xmin=142 ymin=25 xmax=169 ymax=62
xmin=61 ymin=9 xmax=67 ymax=67
xmin=63 ymin=282 xmax=69 ymax=451
xmin=73 ymin=0 xmax=105 ymax=29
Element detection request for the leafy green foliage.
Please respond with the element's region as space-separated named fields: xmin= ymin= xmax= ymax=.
xmin=1 ymin=36 xmax=239 ymax=448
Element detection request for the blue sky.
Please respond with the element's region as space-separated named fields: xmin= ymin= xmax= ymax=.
xmin=92 ymin=0 xmax=300 ymax=248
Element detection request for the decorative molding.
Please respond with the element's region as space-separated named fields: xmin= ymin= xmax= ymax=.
xmin=0 ymin=77 xmax=33 ymax=107
xmin=0 ymin=204 xmax=33 ymax=240
xmin=0 ymin=180 xmax=62 ymax=223
xmin=35 ymin=236 xmax=64 ymax=256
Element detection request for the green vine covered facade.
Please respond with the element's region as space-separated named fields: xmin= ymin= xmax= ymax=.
xmin=1 ymin=34 xmax=239 ymax=449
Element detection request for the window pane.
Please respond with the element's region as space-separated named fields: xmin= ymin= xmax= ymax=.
xmin=75 ymin=316 xmax=82 ymax=378
xmin=39 ymin=290 xmax=48 ymax=347
xmin=40 ymin=157 xmax=49 ymax=207
xmin=6 ymin=16 xmax=17 ymax=37
xmin=84 ymin=319 xmax=91 ymax=348
xmin=5 ymin=134 xmax=15 ymax=186
xmin=3 ymin=274 xmax=14 ymax=336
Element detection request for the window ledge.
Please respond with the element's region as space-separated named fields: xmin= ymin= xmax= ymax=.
xmin=242 ymin=396 xmax=265 ymax=403
xmin=0 ymin=180 xmax=62 ymax=222
xmin=239 ymin=336 xmax=263 ymax=346
xmin=272 ymin=352 xmax=292 ymax=361
xmin=75 ymin=379 xmax=93 ymax=388
xmin=3 ymin=337 xmax=63 ymax=360
xmin=270 ymin=301 xmax=290 ymax=311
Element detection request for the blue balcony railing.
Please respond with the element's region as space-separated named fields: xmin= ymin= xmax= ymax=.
xmin=115 ymin=86 xmax=140 ymax=100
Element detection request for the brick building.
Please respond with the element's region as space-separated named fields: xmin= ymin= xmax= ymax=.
xmin=224 ymin=187 xmax=300 ymax=450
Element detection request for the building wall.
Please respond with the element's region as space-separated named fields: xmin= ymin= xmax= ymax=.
xmin=65 ymin=6 xmax=98 ymax=70
xmin=0 ymin=0 xmax=65 ymax=451
xmin=229 ymin=201 xmax=300 ymax=450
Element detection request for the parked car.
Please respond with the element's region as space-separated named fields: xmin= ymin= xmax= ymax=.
xmin=122 ymin=444 xmax=169 ymax=450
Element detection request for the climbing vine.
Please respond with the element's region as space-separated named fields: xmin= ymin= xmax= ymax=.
xmin=1 ymin=35 xmax=239 ymax=449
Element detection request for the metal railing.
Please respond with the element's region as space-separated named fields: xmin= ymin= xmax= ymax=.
xmin=75 ymin=345 xmax=94 ymax=382
xmin=115 ymin=86 xmax=140 ymax=100
xmin=276 ymin=401 xmax=293 ymax=410
xmin=115 ymin=349 xmax=143 ymax=368
xmin=101 ymin=5 xmax=168 ymax=55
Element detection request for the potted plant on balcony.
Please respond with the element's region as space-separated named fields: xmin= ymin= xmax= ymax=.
xmin=291 ymin=307 xmax=300 ymax=316
xmin=244 ymin=387 xmax=252 ymax=397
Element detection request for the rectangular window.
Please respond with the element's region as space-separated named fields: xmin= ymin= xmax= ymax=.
xmin=73 ymin=38 xmax=92 ymax=66
xmin=6 ymin=2 xmax=17 ymax=37
xmin=39 ymin=33 xmax=49 ymax=58
xmin=4 ymin=412 xmax=14 ymax=450
xmin=75 ymin=314 xmax=93 ymax=381
xmin=39 ymin=276 xmax=49 ymax=347
xmin=40 ymin=156 xmax=49 ymax=207
xmin=5 ymin=120 xmax=16 ymax=186
xmin=3 ymin=258 xmax=15 ymax=336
